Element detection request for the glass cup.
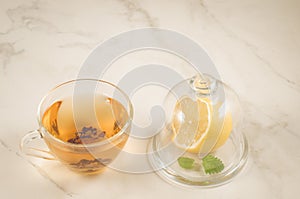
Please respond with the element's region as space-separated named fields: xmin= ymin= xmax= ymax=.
xmin=20 ymin=79 xmax=133 ymax=174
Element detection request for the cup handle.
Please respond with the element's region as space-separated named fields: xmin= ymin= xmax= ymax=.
xmin=20 ymin=130 xmax=56 ymax=160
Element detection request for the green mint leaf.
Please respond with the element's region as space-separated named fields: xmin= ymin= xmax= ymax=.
xmin=202 ymin=154 xmax=224 ymax=174
xmin=177 ymin=157 xmax=195 ymax=169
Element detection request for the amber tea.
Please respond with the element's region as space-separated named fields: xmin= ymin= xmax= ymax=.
xmin=41 ymin=94 xmax=129 ymax=173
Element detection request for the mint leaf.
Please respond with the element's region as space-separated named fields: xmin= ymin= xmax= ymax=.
xmin=177 ymin=157 xmax=195 ymax=169
xmin=202 ymin=154 xmax=224 ymax=174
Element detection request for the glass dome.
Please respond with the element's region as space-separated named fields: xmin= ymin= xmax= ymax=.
xmin=148 ymin=74 xmax=248 ymax=187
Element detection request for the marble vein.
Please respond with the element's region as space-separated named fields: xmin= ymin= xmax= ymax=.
xmin=26 ymin=159 xmax=75 ymax=197
xmin=58 ymin=42 xmax=98 ymax=50
xmin=0 ymin=42 xmax=24 ymax=73
xmin=258 ymin=110 xmax=299 ymax=139
xmin=242 ymin=102 xmax=297 ymax=198
xmin=0 ymin=0 xmax=42 ymax=35
xmin=1 ymin=1 xmax=100 ymax=39
xmin=242 ymin=100 xmax=299 ymax=140
xmin=57 ymin=30 xmax=99 ymax=40
xmin=0 ymin=139 xmax=11 ymax=152
xmin=0 ymin=138 xmax=74 ymax=197
xmin=198 ymin=0 xmax=300 ymax=94
xmin=118 ymin=0 xmax=158 ymax=27
xmin=250 ymin=147 xmax=284 ymax=199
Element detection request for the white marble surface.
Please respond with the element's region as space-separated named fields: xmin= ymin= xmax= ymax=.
xmin=0 ymin=0 xmax=300 ymax=198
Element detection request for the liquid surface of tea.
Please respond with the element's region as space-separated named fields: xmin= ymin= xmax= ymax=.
xmin=42 ymin=94 xmax=128 ymax=144
xmin=41 ymin=94 xmax=129 ymax=173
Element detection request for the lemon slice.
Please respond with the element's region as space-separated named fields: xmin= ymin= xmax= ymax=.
xmin=172 ymin=97 xmax=212 ymax=153
xmin=210 ymin=104 xmax=233 ymax=151
xmin=172 ymin=97 xmax=233 ymax=153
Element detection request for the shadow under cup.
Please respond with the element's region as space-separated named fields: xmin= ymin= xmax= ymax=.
xmin=21 ymin=79 xmax=133 ymax=174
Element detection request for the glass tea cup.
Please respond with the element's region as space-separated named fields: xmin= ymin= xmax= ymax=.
xmin=20 ymin=79 xmax=133 ymax=174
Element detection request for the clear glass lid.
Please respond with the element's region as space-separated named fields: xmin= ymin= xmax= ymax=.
xmin=148 ymin=74 xmax=248 ymax=187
